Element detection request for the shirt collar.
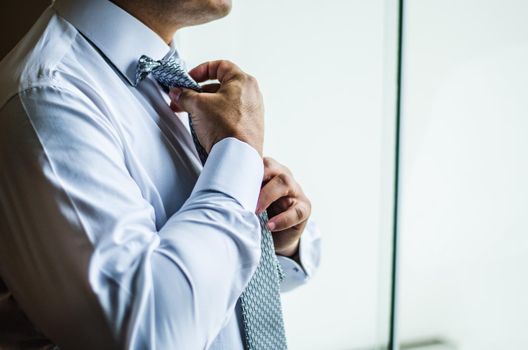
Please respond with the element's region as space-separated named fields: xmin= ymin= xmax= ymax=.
xmin=53 ymin=0 xmax=176 ymax=86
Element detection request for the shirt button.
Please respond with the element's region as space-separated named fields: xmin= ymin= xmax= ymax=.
xmin=293 ymin=267 xmax=299 ymax=272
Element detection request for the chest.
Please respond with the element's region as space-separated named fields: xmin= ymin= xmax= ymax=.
xmin=97 ymin=75 xmax=203 ymax=228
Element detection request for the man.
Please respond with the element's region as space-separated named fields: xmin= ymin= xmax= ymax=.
xmin=0 ymin=0 xmax=321 ymax=349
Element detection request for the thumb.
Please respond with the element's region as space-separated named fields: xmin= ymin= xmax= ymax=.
xmin=169 ymin=87 xmax=200 ymax=113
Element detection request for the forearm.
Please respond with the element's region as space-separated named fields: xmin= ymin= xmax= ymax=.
xmin=126 ymin=191 xmax=261 ymax=349
xmin=91 ymin=138 xmax=266 ymax=348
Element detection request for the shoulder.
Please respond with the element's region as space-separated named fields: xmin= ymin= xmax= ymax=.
xmin=0 ymin=6 xmax=121 ymax=140
xmin=0 ymin=8 xmax=124 ymax=160
xmin=0 ymin=7 xmax=101 ymax=108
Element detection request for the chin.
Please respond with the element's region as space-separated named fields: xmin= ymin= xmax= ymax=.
xmin=174 ymin=0 xmax=233 ymax=27
xmin=209 ymin=0 xmax=232 ymax=19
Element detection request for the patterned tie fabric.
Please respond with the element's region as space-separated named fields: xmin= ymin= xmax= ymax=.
xmin=136 ymin=55 xmax=288 ymax=350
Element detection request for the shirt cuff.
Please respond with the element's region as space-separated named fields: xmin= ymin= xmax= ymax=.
xmin=192 ymin=137 xmax=263 ymax=212
xmin=278 ymin=219 xmax=322 ymax=292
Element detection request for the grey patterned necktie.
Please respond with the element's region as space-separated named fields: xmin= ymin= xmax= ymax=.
xmin=136 ymin=55 xmax=288 ymax=350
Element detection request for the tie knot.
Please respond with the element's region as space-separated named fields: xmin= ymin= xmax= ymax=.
xmin=135 ymin=55 xmax=162 ymax=85
xmin=135 ymin=55 xmax=202 ymax=92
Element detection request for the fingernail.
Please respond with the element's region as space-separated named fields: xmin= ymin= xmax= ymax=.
xmin=267 ymin=221 xmax=276 ymax=231
xmin=169 ymin=88 xmax=182 ymax=101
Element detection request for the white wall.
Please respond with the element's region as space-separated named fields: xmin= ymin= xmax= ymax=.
xmin=399 ymin=0 xmax=528 ymax=348
xmin=178 ymin=1 xmax=396 ymax=348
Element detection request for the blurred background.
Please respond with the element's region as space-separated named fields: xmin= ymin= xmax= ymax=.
xmin=398 ymin=1 xmax=528 ymax=349
xmin=2 ymin=0 xmax=528 ymax=349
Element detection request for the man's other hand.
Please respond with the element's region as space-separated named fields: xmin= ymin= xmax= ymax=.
xmin=256 ymin=157 xmax=311 ymax=258
xmin=169 ymin=60 xmax=264 ymax=156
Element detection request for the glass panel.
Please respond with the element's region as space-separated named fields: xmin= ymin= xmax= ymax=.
xmin=399 ymin=0 xmax=528 ymax=348
xmin=178 ymin=1 xmax=400 ymax=348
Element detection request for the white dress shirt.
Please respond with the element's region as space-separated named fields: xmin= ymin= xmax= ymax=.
xmin=0 ymin=0 xmax=321 ymax=349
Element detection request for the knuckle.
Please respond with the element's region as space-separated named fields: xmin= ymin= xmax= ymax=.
xmin=219 ymin=59 xmax=234 ymax=69
xmin=181 ymin=90 xmax=192 ymax=99
xmin=246 ymin=74 xmax=257 ymax=84
xmin=270 ymin=158 xmax=287 ymax=172
xmin=274 ymin=160 xmax=291 ymax=175
xmin=178 ymin=91 xmax=192 ymax=105
xmin=294 ymin=205 xmax=306 ymax=221
xmin=283 ymin=197 xmax=295 ymax=209
xmin=219 ymin=60 xmax=240 ymax=77
xmin=238 ymin=73 xmax=250 ymax=84
xmin=217 ymin=60 xmax=228 ymax=74
xmin=263 ymin=157 xmax=275 ymax=168
xmin=277 ymin=173 xmax=290 ymax=186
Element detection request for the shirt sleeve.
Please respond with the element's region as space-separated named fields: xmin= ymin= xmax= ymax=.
xmin=278 ymin=219 xmax=322 ymax=292
xmin=0 ymin=85 xmax=263 ymax=349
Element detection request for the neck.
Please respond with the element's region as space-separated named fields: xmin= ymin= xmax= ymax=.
xmin=112 ymin=1 xmax=180 ymax=44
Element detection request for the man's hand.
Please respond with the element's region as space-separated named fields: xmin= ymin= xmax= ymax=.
xmin=256 ymin=157 xmax=312 ymax=258
xmin=169 ymin=60 xmax=264 ymax=155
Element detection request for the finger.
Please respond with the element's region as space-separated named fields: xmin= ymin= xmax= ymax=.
xmin=267 ymin=196 xmax=295 ymax=218
xmin=188 ymin=60 xmax=243 ymax=84
xmin=170 ymin=100 xmax=183 ymax=112
xmin=200 ymin=83 xmax=221 ymax=93
xmin=169 ymin=87 xmax=200 ymax=113
xmin=169 ymin=83 xmax=219 ymax=113
xmin=267 ymin=202 xmax=310 ymax=232
xmin=262 ymin=157 xmax=289 ymax=183
xmin=256 ymin=175 xmax=292 ymax=213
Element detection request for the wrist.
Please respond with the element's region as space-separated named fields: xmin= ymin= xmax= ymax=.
xmin=234 ymin=133 xmax=263 ymax=157
xmin=211 ymin=134 xmax=262 ymax=157
xmin=275 ymin=238 xmax=300 ymax=260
